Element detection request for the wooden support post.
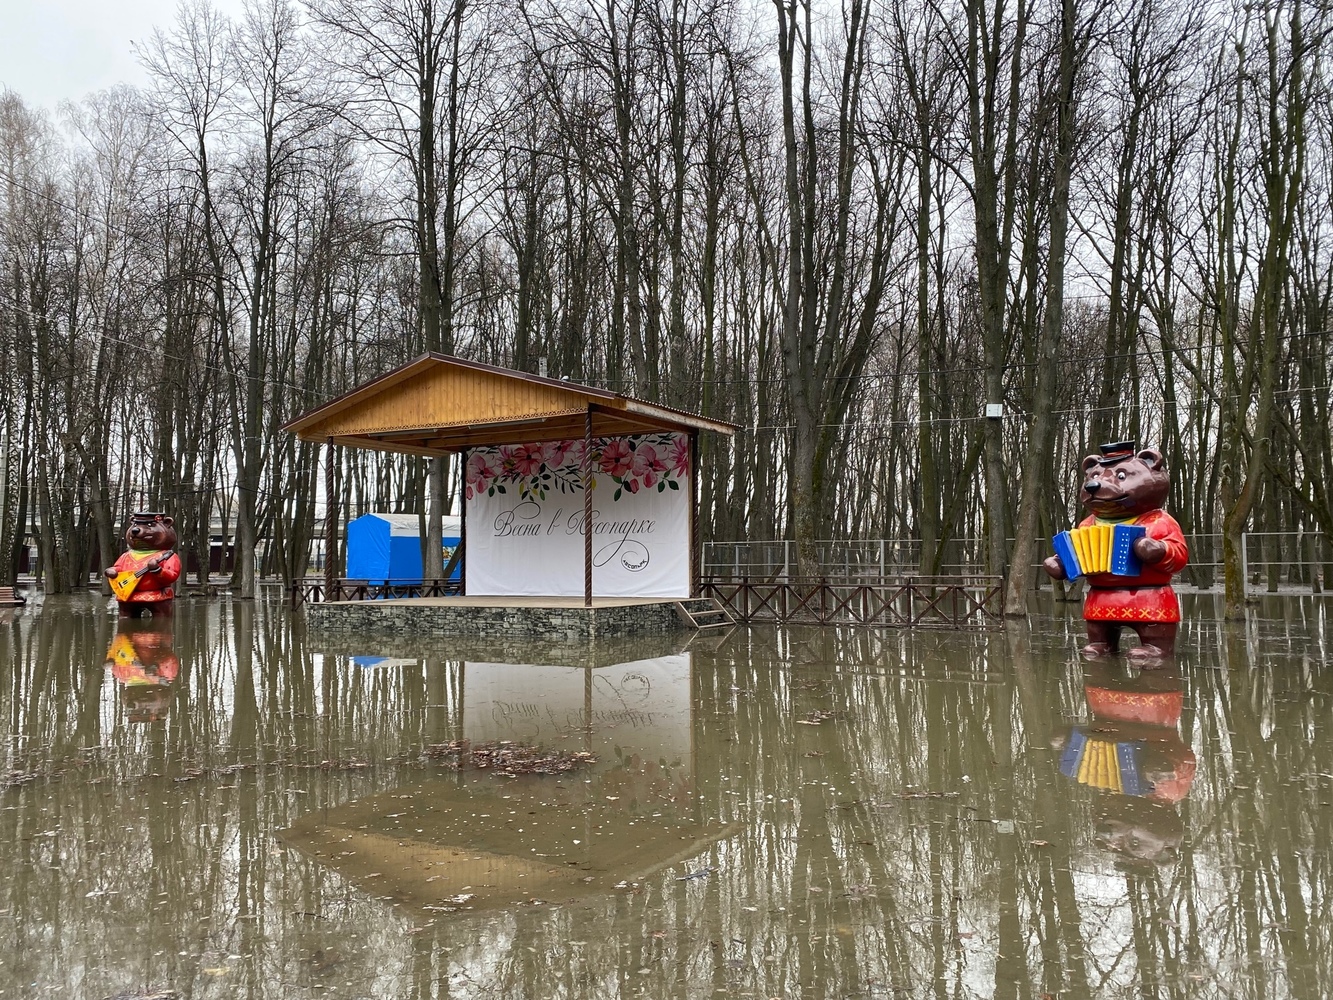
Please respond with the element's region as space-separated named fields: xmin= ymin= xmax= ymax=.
xmin=689 ymin=430 xmax=700 ymax=598
xmin=459 ymin=448 xmax=467 ymax=596
xmin=323 ymin=439 xmax=337 ymax=600
xmin=584 ymin=407 xmax=594 ymax=608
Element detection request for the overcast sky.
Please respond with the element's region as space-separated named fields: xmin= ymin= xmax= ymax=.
xmin=0 ymin=0 xmax=246 ymax=113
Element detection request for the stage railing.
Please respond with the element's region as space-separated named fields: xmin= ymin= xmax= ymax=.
xmin=289 ymin=578 xmax=462 ymax=606
xmin=700 ymin=575 xmax=1004 ymax=629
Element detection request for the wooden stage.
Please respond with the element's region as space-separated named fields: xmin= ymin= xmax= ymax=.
xmin=303 ymin=593 xmax=720 ymax=640
xmin=346 ymin=595 xmax=679 ymax=609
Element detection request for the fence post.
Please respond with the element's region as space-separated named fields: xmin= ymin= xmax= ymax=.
xmin=1241 ymin=533 xmax=1250 ymax=599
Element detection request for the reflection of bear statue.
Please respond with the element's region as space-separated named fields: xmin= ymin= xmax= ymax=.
xmin=105 ymin=618 xmax=180 ymax=723
xmin=1043 ymin=442 xmax=1189 ymax=659
xmin=105 ymin=512 xmax=182 ymax=618
xmin=1052 ymin=662 xmax=1197 ymax=863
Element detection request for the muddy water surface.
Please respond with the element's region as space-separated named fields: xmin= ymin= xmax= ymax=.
xmin=1 ymin=594 xmax=1331 ymax=998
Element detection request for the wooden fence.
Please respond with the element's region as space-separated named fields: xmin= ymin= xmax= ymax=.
xmin=289 ymin=578 xmax=462 ymax=607
xmin=290 ymin=574 xmax=1003 ymax=629
xmin=700 ymin=575 xmax=1004 ymax=629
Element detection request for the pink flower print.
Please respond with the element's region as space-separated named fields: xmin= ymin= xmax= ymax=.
xmin=624 ymin=476 xmax=640 ymax=493
xmin=496 ymin=444 xmax=521 ymax=475
xmin=668 ymin=434 xmax=690 ymax=476
xmin=540 ymin=440 xmax=570 ymax=469
xmin=599 ymin=438 xmax=633 ymax=477
xmin=632 ymin=443 xmax=668 ymax=488
xmin=563 ymin=439 xmax=586 ymax=470
xmin=466 ymin=451 xmax=501 ymax=491
xmin=509 ymin=443 xmax=545 ymax=477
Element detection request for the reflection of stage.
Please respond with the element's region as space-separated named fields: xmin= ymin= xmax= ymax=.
xmin=306 ymin=595 xmax=719 ymax=639
xmin=279 ymin=781 xmax=736 ymax=914
xmin=281 ymin=647 xmax=732 ymax=913
xmin=310 ymin=629 xmax=691 ymax=668
xmin=464 ymin=656 xmax=691 ymax=761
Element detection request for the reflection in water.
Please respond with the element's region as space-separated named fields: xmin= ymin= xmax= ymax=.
xmin=105 ymin=617 xmax=180 ymax=723
xmin=1053 ymin=662 xmax=1197 ymax=862
xmin=279 ymin=652 xmax=723 ymax=914
xmin=0 ymin=597 xmax=1331 ymax=996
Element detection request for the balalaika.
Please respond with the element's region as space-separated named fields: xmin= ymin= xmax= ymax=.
xmin=1051 ymin=523 xmax=1146 ymax=580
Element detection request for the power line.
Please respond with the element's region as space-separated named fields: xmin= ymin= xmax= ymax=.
xmin=733 ymin=381 xmax=1333 ymax=432
xmin=580 ymin=326 xmax=1331 ymax=390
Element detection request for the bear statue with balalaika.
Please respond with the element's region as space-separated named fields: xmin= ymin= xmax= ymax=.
xmin=105 ymin=512 xmax=182 ymax=618
xmin=1043 ymin=442 xmax=1189 ymax=659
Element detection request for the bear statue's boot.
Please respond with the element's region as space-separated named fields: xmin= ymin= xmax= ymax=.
xmin=1081 ymin=621 xmax=1121 ymax=658
xmin=1126 ymin=622 xmax=1177 ymax=662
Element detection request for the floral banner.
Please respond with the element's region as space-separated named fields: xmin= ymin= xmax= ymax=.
xmin=464 ymin=433 xmax=691 ymax=598
xmin=466 ymin=432 xmax=689 ymax=504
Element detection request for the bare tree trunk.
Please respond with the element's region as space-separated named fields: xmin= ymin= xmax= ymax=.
xmin=1219 ymin=5 xmax=1307 ymax=618
xmin=962 ymin=0 xmax=1029 ymax=578
xmin=1006 ymin=0 xmax=1082 ymax=615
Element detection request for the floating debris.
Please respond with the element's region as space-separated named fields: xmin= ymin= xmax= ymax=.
xmin=896 ymin=790 xmax=961 ymax=800
xmin=421 ymin=740 xmax=597 ymax=776
xmin=796 ymin=710 xmax=842 ymax=726
xmin=677 ymin=866 xmax=714 ymax=881
xmin=313 ymin=758 xmax=371 ymax=771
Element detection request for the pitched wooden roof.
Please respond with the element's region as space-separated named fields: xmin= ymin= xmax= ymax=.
xmin=284 ymin=353 xmax=734 ymax=455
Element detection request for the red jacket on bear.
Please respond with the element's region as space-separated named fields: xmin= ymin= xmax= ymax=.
xmin=1079 ymin=509 xmax=1189 ymax=623
xmin=109 ymin=548 xmax=182 ymax=604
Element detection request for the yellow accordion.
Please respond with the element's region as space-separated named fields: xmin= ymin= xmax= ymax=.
xmin=1052 ymin=523 xmax=1146 ymax=580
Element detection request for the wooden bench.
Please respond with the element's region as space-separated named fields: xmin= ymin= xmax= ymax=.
xmin=0 ymin=586 xmax=24 ymax=606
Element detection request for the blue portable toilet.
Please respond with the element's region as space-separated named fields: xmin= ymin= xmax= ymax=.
xmin=346 ymin=513 xmax=462 ymax=584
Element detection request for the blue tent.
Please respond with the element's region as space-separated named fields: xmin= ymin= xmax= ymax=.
xmin=345 ymin=513 xmax=462 ymax=584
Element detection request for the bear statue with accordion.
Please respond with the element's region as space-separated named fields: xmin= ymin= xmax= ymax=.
xmin=1043 ymin=442 xmax=1189 ymax=660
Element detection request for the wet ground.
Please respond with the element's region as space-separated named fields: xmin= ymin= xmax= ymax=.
xmin=1 ymin=593 xmax=1331 ymax=998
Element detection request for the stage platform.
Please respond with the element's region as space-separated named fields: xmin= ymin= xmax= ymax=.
xmin=304 ymin=595 xmax=715 ymax=640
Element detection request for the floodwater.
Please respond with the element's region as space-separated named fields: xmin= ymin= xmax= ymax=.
xmin=1 ymin=595 xmax=1331 ymax=999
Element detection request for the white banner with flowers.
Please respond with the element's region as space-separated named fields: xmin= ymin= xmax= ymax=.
xmin=464 ymin=432 xmax=691 ymax=598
